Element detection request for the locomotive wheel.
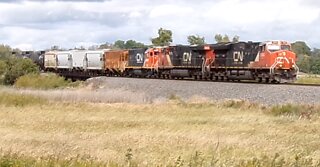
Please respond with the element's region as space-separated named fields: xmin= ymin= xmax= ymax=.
xmin=265 ymin=78 xmax=270 ymax=83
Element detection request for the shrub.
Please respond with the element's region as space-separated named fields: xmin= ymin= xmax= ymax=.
xmin=269 ymin=104 xmax=320 ymax=119
xmin=0 ymin=60 xmax=7 ymax=84
xmin=3 ymin=57 xmax=39 ymax=85
xmin=15 ymin=73 xmax=79 ymax=89
xmin=0 ymin=60 xmax=6 ymax=75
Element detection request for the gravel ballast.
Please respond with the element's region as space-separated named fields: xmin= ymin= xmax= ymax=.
xmin=86 ymin=77 xmax=320 ymax=105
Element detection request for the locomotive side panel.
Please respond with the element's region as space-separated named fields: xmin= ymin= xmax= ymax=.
xmin=128 ymin=48 xmax=146 ymax=67
xmin=169 ymin=45 xmax=203 ymax=67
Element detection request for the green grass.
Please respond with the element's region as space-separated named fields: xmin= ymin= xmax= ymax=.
xmin=296 ymin=75 xmax=320 ymax=84
xmin=14 ymin=73 xmax=82 ymax=89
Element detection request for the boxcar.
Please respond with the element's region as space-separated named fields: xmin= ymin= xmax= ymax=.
xmin=44 ymin=51 xmax=57 ymax=70
xmin=57 ymin=51 xmax=72 ymax=70
xmin=71 ymin=50 xmax=86 ymax=70
xmin=84 ymin=50 xmax=106 ymax=71
xmin=104 ymin=50 xmax=129 ymax=75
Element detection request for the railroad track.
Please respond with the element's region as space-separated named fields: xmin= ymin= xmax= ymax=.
xmin=62 ymin=72 xmax=320 ymax=87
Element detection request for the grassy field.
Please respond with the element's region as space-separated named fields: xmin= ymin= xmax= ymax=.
xmin=0 ymin=89 xmax=320 ymax=166
xmin=296 ymin=74 xmax=320 ymax=84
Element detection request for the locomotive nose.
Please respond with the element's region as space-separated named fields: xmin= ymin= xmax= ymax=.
xmin=273 ymin=50 xmax=296 ymax=69
xmin=276 ymin=51 xmax=288 ymax=57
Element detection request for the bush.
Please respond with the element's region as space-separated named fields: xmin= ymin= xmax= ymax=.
xmin=15 ymin=73 xmax=79 ymax=89
xmin=269 ymin=104 xmax=320 ymax=119
xmin=3 ymin=57 xmax=39 ymax=85
xmin=0 ymin=60 xmax=6 ymax=75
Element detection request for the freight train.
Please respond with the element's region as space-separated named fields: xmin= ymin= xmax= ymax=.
xmin=17 ymin=40 xmax=299 ymax=83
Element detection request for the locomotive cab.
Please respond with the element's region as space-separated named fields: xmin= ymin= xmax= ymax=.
xmin=253 ymin=41 xmax=299 ymax=83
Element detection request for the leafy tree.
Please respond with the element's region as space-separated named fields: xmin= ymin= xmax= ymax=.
xmin=311 ymin=48 xmax=320 ymax=58
xmin=114 ymin=40 xmax=126 ymax=49
xmin=113 ymin=40 xmax=145 ymax=49
xmin=222 ymin=35 xmax=230 ymax=43
xmin=151 ymin=28 xmax=173 ymax=46
xmin=187 ymin=35 xmax=205 ymax=45
xmin=215 ymin=34 xmax=240 ymax=43
xmin=297 ymin=55 xmax=311 ymax=73
xmin=292 ymin=41 xmax=311 ymax=56
xmin=292 ymin=41 xmax=312 ymax=73
xmin=0 ymin=60 xmax=7 ymax=74
xmin=214 ymin=34 xmax=223 ymax=43
xmin=124 ymin=40 xmax=145 ymax=49
xmin=310 ymin=58 xmax=320 ymax=74
xmin=0 ymin=44 xmax=12 ymax=60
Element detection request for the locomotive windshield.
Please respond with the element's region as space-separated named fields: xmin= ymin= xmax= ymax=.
xmin=280 ymin=45 xmax=291 ymax=51
xmin=267 ymin=45 xmax=280 ymax=52
xmin=267 ymin=44 xmax=291 ymax=52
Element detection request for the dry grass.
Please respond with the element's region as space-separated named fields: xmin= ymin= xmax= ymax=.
xmin=0 ymin=86 xmax=148 ymax=104
xmin=0 ymin=89 xmax=320 ymax=166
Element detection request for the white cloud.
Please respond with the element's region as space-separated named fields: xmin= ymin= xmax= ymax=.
xmin=0 ymin=0 xmax=319 ymax=50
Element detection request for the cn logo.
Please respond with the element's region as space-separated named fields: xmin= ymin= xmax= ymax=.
xmin=136 ymin=53 xmax=143 ymax=63
xmin=233 ymin=51 xmax=244 ymax=62
xmin=183 ymin=52 xmax=192 ymax=62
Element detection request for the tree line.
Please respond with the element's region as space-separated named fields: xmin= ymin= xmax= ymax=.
xmin=98 ymin=28 xmax=239 ymax=49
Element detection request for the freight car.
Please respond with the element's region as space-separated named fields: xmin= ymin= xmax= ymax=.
xmin=44 ymin=50 xmax=107 ymax=78
xmin=42 ymin=40 xmax=299 ymax=83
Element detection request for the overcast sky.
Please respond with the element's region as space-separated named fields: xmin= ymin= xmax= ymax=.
xmin=0 ymin=0 xmax=319 ymax=50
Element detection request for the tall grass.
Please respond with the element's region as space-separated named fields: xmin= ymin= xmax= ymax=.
xmin=0 ymin=152 xmax=319 ymax=167
xmin=0 ymin=92 xmax=47 ymax=107
xmin=0 ymin=153 xmax=105 ymax=167
xmin=268 ymin=103 xmax=320 ymax=119
xmin=1 ymin=89 xmax=320 ymax=166
xmin=14 ymin=73 xmax=81 ymax=89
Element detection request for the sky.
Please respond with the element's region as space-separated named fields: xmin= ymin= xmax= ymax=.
xmin=0 ymin=0 xmax=319 ymax=50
